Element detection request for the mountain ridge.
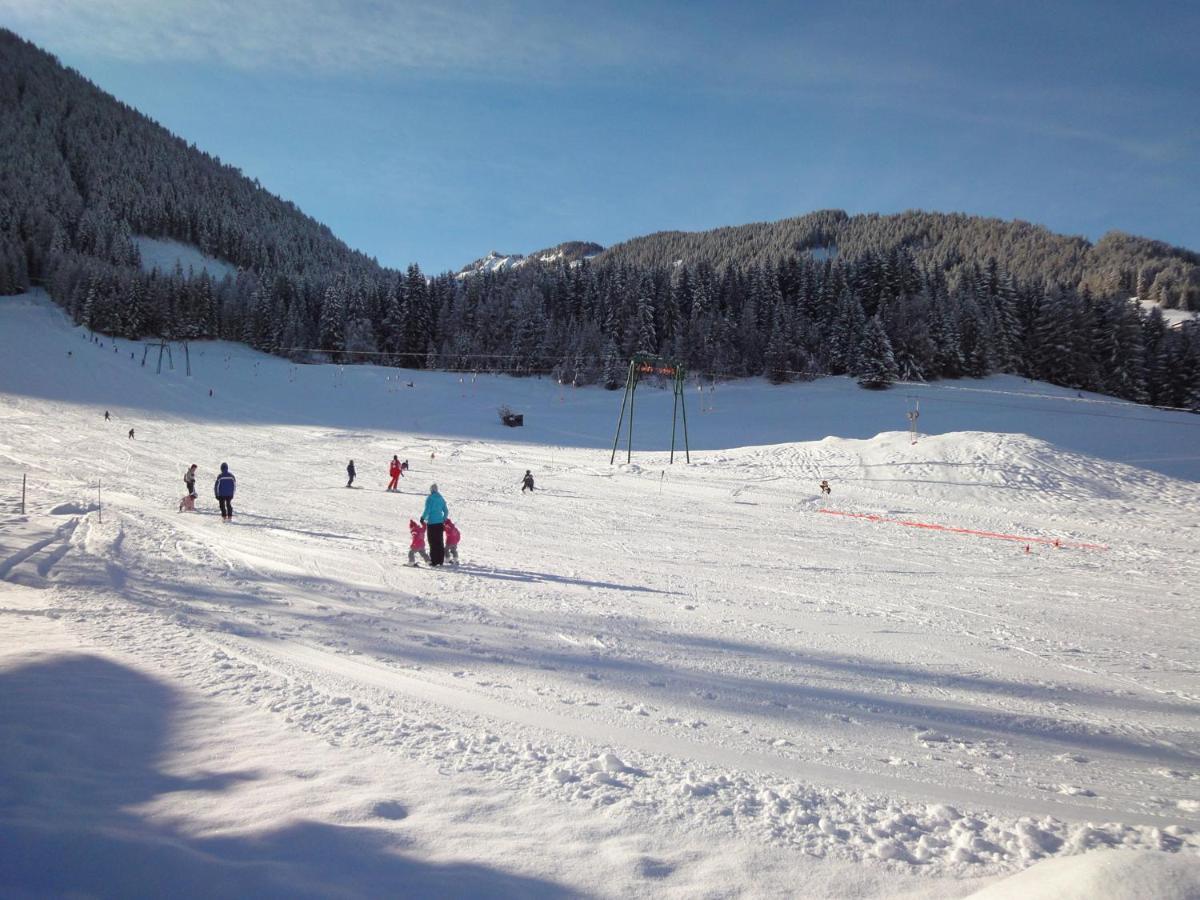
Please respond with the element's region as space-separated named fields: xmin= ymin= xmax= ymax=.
xmin=1 ymin=27 xmax=1197 ymax=412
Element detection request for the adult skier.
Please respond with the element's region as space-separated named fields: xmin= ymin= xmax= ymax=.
xmin=521 ymin=470 xmax=535 ymax=492
xmin=421 ymin=483 xmax=449 ymax=566
xmin=128 ymin=428 xmax=135 ymax=440
xmin=388 ymin=455 xmax=402 ymax=491
xmin=104 ymin=410 xmax=110 ymax=421
xmin=184 ymin=464 xmax=198 ymax=497
xmin=346 ymin=459 xmax=356 ymax=488
xmin=214 ymin=462 xmax=236 ymax=520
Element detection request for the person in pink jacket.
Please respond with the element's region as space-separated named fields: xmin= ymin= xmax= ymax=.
xmin=444 ymin=518 xmax=461 ymax=565
xmin=407 ymin=519 xmax=430 ymax=566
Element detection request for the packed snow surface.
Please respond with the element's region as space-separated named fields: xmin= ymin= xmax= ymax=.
xmin=1 ymin=291 xmax=1198 ymax=897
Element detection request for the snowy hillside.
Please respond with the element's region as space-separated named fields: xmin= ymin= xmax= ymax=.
xmin=1 ymin=290 xmax=1198 ymax=898
xmin=134 ymin=235 xmax=238 ymax=281
xmin=456 ymin=241 xmax=603 ymax=278
xmin=1138 ymin=297 xmax=1198 ymax=329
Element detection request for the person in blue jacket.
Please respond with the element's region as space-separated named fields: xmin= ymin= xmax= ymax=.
xmin=420 ymin=483 xmax=449 ymax=566
xmin=214 ymin=462 xmax=237 ymax=521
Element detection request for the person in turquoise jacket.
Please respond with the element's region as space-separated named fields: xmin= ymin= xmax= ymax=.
xmin=420 ymin=484 xmax=449 ymax=566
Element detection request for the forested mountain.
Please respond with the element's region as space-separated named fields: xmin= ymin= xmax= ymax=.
xmin=599 ymin=210 xmax=1200 ymax=312
xmin=0 ymin=28 xmax=385 ymax=337
xmin=1 ymin=28 xmax=1198 ymax=411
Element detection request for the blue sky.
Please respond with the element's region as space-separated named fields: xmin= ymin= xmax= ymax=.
xmin=2 ymin=0 xmax=1197 ymax=273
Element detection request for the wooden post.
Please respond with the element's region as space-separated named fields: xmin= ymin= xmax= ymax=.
xmin=98 ymin=479 xmax=102 ymax=524
xmin=21 ymin=473 xmax=26 ymax=514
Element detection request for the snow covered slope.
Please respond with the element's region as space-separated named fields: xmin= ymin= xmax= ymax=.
xmin=1138 ymin=297 xmax=1198 ymax=329
xmin=456 ymin=242 xmax=603 ymax=278
xmin=1 ymin=290 xmax=1198 ymax=898
xmin=134 ymin=235 xmax=238 ymax=280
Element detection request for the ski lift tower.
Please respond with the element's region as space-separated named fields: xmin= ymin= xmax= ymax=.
xmin=610 ymin=354 xmax=690 ymax=465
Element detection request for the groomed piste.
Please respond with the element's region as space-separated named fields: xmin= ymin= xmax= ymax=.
xmin=1 ymin=290 xmax=1198 ymax=898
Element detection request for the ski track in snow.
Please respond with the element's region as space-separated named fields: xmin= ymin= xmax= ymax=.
xmin=2 ymin=291 xmax=1199 ymax=896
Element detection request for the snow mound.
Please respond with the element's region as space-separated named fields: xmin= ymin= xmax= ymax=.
xmin=967 ymin=850 xmax=1200 ymax=900
xmin=48 ymin=502 xmax=97 ymax=515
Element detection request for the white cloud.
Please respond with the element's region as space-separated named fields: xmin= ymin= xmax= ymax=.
xmin=0 ymin=0 xmax=660 ymax=77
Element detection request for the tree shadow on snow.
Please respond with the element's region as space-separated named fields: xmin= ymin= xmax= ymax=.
xmin=0 ymin=654 xmax=576 ymax=899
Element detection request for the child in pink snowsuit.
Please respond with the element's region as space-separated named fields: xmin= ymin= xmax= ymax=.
xmin=408 ymin=519 xmax=430 ymax=566
xmin=444 ymin=518 xmax=461 ymax=565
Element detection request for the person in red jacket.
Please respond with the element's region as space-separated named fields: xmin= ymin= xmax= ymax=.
xmin=444 ymin=518 xmax=461 ymax=565
xmin=407 ymin=519 xmax=429 ymax=566
xmin=388 ymin=455 xmax=402 ymax=491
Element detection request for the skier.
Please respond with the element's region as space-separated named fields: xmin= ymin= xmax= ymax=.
xmin=104 ymin=410 xmax=110 ymax=421
xmin=402 ymin=459 xmax=410 ymax=474
xmin=421 ymin=483 xmax=449 ymax=567
xmin=521 ymin=470 xmax=535 ymax=493
xmin=214 ymin=462 xmax=236 ymax=521
xmin=444 ymin=518 xmax=461 ymax=565
xmin=128 ymin=428 xmax=135 ymax=440
xmin=346 ymin=459 xmax=356 ymax=488
xmin=184 ymin=464 xmax=198 ymax=497
xmin=819 ymin=479 xmax=831 ymax=495
xmin=388 ymin=455 xmax=402 ymax=491
xmin=407 ymin=519 xmax=430 ymax=566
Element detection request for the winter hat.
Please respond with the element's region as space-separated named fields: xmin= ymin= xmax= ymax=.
xmin=220 ymin=462 xmax=228 ymax=472
xmin=430 ymin=483 xmax=438 ymax=493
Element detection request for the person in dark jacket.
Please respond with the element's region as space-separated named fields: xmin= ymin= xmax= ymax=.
xmin=420 ymin=484 xmax=449 ymax=566
xmin=214 ymin=463 xmax=236 ymax=520
xmin=521 ymin=470 xmax=535 ymax=492
xmin=346 ymin=459 xmax=356 ymax=488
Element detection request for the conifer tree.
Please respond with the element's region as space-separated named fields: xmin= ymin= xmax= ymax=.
xmin=856 ymin=316 xmax=899 ymax=388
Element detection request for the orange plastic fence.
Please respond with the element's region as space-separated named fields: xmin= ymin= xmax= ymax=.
xmin=817 ymin=509 xmax=1108 ymax=551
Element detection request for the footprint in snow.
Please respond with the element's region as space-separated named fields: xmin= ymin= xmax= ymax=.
xmin=371 ymin=800 xmax=409 ymax=820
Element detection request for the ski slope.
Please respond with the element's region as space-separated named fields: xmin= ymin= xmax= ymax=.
xmin=1 ymin=291 xmax=1198 ymax=898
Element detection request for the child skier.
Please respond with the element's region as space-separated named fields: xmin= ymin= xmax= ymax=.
xmin=388 ymin=455 xmax=401 ymax=491
xmin=346 ymin=459 xmax=356 ymax=488
xmin=184 ymin=464 xmax=198 ymax=497
xmin=407 ymin=519 xmax=430 ymax=566
xmin=444 ymin=518 xmax=461 ymax=565
xmin=521 ymin=470 xmax=535 ymax=492
xmin=819 ymin=479 xmax=831 ymax=495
